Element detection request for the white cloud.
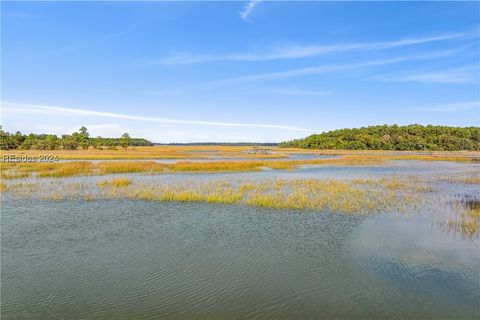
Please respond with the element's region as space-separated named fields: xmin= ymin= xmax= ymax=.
xmin=367 ymin=65 xmax=479 ymax=84
xmin=211 ymin=48 xmax=463 ymax=83
xmin=224 ymin=59 xmax=402 ymax=82
xmin=239 ymin=0 xmax=261 ymax=21
xmin=1 ymin=102 xmax=321 ymax=133
xmin=154 ymin=32 xmax=472 ymax=65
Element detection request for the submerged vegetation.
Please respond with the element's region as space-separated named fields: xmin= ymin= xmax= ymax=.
xmin=280 ymin=124 xmax=480 ymax=151
xmin=1 ymin=146 xmax=478 ymax=237
xmin=446 ymin=199 xmax=480 ymax=237
xmin=2 ymin=177 xmax=426 ymax=212
xmin=2 ymin=174 xmax=479 ymax=237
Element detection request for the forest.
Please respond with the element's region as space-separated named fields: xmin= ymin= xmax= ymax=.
xmin=280 ymin=125 xmax=480 ymax=151
xmin=0 ymin=127 xmax=153 ymax=150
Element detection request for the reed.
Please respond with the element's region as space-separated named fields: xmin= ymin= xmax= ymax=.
xmin=1 ymin=161 xmax=95 ymax=178
xmin=0 ymin=156 xmax=382 ymax=178
xmin=37 ymin=162 xmax=95 ymax=178
xmin=98 ymin=177 xmax=132 ymax=188
xmin=1 ymin=171 xmax=30 ymax=179
xmin=9 ymin=177 xmax=425 ymax=214
xmin=447 ymin=207 xmax=480 ymax=238
xmin=389 ymin=155 xmax=478 ymax=163
xmin=3 ymin=175 xmax=477 ymax=236
xmin=462 ymin=176 xmax=480 ymax=184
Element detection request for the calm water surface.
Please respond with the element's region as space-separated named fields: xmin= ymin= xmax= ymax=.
xmin=56 ymin=154 xmax=337 ymax=163
xmin=2 ymin=199 xmax=479 ymax=319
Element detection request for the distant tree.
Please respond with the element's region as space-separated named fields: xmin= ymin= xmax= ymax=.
xmin=0 ymin=128 xmax=152 ymax=150
xmin=79 ymin=126 xmax=89 ymax=138
xmin=121 ymin=133 xmax=131 ymax=150
xmin=62 ymin=135 xmax=80 ymax=150
xmin=45 ymin=134 xmax=60 ymax=150
xmin=78 ymin=127 xmax=90 ymax=149
xmin=20 ymin=134 xmax=39 ymax=150
xmin=93 ymin=137 xmax=103 ymax=149
xmin=280 ymin=125 xmax=480 ymax=151
xmin=0 ymin=126 xmax=13 ymax=149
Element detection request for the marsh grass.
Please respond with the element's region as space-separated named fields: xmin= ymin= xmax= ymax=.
xmin=5 ymin=146 xmax=478 ymax=159
xmin=0 ymin=146 xmax=288 ymax=160
xmin=1 ymin=161 xmax=94 ymax=179
xmin=6 ymin=177 xmax=431 ymax=214
xmin=4 ymin=153 xmax=476 ymax=179
xmin=1 ymin=171 xmax=30 ymax=179
xmin=279 ymin=148 xmax=480 ymax=158
xmin=243 ymin=179 xmax=406 ymax=214
xmin=98 ymin=177 xmax=132 ymax=188
xmin=446 ymin=199 xmax=480 ymax=238
xmin=1 ymin=182 xmax=40 ymax=198
xmin=462 ymin=176 xmax=480 ymax=184
xmin=38 ymin=182 xmax=95 ymax=201
xmin=2 ymin=170 xmax=478 ymax=236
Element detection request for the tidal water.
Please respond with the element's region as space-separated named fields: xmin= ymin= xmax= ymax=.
xmin=2 ymin=197 xmax=479 ymax=319
xmin=56 ymin=154 xmax=338 ymax=163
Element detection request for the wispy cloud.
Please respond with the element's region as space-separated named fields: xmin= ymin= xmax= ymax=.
xmin=239 ymin=0 xmax=261 ymax=21
xmin=155 ymin=32 xmax=473 ymax=65
xmin=212 ymin=48 xmax=464 ymax=83
xmin=2 ymin=102 xmax=321 ymax=132
xmin=224 ymin=59 xmax=406 ymax=82
xmin=412 ymin=101 xmax=480 ymax=112
xmin=367 ymin=65 xmax=479 ymax=84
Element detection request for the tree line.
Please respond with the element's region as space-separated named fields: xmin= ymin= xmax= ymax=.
xmin=279 ymin=124 xmax=480 ymax=151
xmin=0 ymin=127 xmax=153 ymax=150
xmin=161 ymin=143 xmax=278 ymax=146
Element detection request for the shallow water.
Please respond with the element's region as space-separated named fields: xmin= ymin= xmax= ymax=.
xmin=56 ymin=154 xmax=337 ymax=163
xmin=8 ymin=159 xmax=477 ymax=189
xmin=2 ymin=161 xmax=480 ymax=319
xmin=1 ymin=199 xmax=479 ymax=319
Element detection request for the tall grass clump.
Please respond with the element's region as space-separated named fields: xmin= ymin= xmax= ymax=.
xmin=446 ymin=199 xmax=480 ymax=238
xmin=97 ymin=177 xmax=132 ymax=188
xmin=462 ymin=176 xmax=480 ymax=184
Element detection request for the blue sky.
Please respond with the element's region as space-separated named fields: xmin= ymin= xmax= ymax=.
xmin=1 ymin=1 xmax=479 ymax=143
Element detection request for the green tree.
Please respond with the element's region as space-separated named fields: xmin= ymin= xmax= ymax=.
xmin=78 ymin=127 xmax=90 ymax=149
xmin=121 ymin=133 xmax=131 ymax=150
xmin=20 ymin=134 xmax=39 ymax=150
xmin=0 ymin=128 xmax=153 ymax=150
xmin=62 ymin=135 xmax=79 ymax=150
xmin=280 ymin=125 xmax=480 ymax=151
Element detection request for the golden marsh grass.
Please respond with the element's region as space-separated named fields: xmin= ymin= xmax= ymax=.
xmin=97 ymin=177 xmax=133 ymax=188
xmin=2 ymin=152 xmax=477 ymax=179
xmin=2 ymin=146 xmax=478 ymax=161
xmin=0 ymin=146 xmax=288 ymax=160
xmin=2 ymin=175 xmax=478 ymax=236
xmin=446 ymin=200 xmax=480 ymax=238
